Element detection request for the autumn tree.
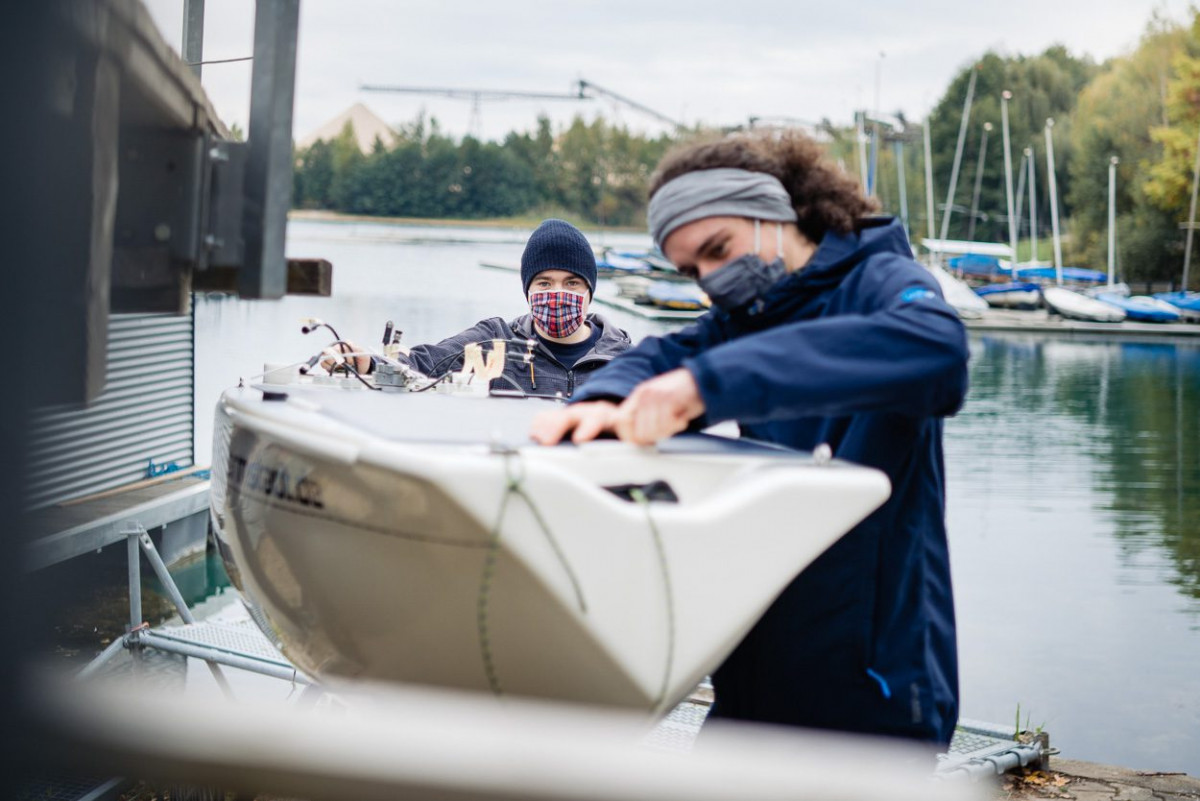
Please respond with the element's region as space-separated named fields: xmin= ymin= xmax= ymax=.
xmin=927 ymin=48 xmax=1097 ymax=246
xmin=1068 ymin=13 xmax=1192 ymax=283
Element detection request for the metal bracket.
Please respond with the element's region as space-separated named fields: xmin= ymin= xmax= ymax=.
xmin=205 ymin=138 xmax=247 ymax=269
xmin=113 ymin=129 xmax=207 ymax=255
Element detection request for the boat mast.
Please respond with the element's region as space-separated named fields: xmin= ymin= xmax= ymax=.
xmin=938 ymin=66 xmax=978 ymax=246
xmin=967 ymin=122 xmax=992 ymax=241
xmin=1001 ymin=91 xmax=1017 ymax=265
xmin=856 ymin=112 xmax=870 ymax=194
xmin=1014 ymin=150 xmax=1027 ymax=246
xmin=894 ymin=138 xmax=910 ymax=239
xmin=1183 ymin=123 xmax=1200 ymax=292
xmin=1026 ymin=147 xmax=1037 ymax=267
xmin=1044 ymin=118 xmax=1064 ymax=285
xmin=1108 ymin=156 xmax=1118 ymax=288
xmin=923 ymin=122 xmax=937 ymax=244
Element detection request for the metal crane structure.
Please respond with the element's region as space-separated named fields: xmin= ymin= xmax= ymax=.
xmin=360 ymin=84 xmax=590 ymax=138
xmin=854 ymin=111 xmax=922 ymax=237
xmin=574 ymin=78 xmax=686 ymax=132
xmin=362 ymin=79 xmax=687 ymax=137
xmin=746 ymin=115 xmax=838 ymax=142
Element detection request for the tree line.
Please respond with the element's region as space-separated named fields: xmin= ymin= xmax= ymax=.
xmin=292 ymin=9 xmax=1200 ymax=286
xmin=293 ymin=114 xmax=672 ymax=228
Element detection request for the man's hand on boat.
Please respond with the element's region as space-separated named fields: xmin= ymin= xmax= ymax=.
xmin=318 ymin=342 xmax=373 ymax=374
xmin=529 ymin=368 xmax=705 ymax=445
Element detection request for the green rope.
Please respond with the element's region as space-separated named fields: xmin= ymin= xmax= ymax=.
xmin=630 ymin=487 xmax=676 ymax=710
xmin=477 ymin=483 xmax=511 ymax=696
xmin=476 ymin=452 xmax=588 ymax=697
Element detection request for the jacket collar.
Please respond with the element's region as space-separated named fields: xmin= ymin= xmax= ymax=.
xmin=510 ymin=312 xmax=630 ymax=360
xmin=718 ymin=216 xmax=911 ymax=329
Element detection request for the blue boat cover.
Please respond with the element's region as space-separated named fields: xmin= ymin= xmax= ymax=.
xmin=973 ymin=282 xmax=1039 ymax=297
xmin=947 ymin=253 xmax=1001 ymax=276
xmin=1154 ymin=291 xmax=1200 ymax=312
xmin=1017 ymin=266 xmax=1106 ymax=283
xmin=1094 ymin=292 xmax=1181 ymax=322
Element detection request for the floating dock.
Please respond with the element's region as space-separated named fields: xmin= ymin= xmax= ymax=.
xmin=965 ymin=308 xmax=1200 ymax=338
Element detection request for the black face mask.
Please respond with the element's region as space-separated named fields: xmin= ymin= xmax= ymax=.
xmin=697 ymin=253 xmax=788 ymax=313
xmin=696 ymin=220 xmax=789 ymax=313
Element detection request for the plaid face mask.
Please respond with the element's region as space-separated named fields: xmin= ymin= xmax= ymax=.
xmin=529 ymin=290 xmax=586 ymax=338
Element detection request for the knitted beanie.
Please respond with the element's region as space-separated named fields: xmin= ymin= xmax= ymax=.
xmin=520 ymin=219 xmax=597 ymax=296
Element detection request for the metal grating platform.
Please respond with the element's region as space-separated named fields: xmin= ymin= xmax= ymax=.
xmin=15 ymin=774 xmax=126 ymax=801
xmin=93 ymin=602 xmax=1040 ymax=780
xmin=643 ymin=693 xmax=1032 ymax=775
xmin=945 ymin=719 xmax=1021 ymax=763
xmin=151 ymin=617 xmax=294 ymax=666
xmin=644 ymin=700 xmax=713 ymax=753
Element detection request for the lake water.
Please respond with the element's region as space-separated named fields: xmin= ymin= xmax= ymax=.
xmin=193 ymin=218 xmax=1200 ymax=775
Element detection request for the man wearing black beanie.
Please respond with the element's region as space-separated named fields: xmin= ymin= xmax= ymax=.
xmin=330 ymin=219 xmax=631 ymax=398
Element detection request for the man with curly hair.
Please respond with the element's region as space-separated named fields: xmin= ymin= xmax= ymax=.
xmin=531 ymin=131 xmax=969 ymax=746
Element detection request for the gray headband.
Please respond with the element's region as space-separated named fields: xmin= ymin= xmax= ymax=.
xmin=648 ymin=168 xmax=798 ymax=252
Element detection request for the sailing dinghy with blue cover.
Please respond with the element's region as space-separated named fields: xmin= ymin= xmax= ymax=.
xmin=1093 ymin=289 xmax=1181 ymax=323
xmin=210 ymin=362 xmax=891 ymax=715
xmin=1153 ymin=291 xmax=1200 ymax=321
xmin=974 ymin=281 xmax=1041 ymax=309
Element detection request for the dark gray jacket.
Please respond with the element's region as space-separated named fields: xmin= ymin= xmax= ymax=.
xmin=397 ymin=312 xmax=631 ymax=398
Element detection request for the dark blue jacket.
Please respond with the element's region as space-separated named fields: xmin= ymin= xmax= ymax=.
xmin=398 ymin=312 xmax=631 ymax=398
xmin=573 ymin=218 xmax=968 ymax=744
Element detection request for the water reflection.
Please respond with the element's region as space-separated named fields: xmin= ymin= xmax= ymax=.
xmin=948 ymin=334 xmax=1200 ymax=775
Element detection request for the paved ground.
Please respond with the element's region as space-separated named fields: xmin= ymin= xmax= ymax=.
xmin=990 ymin=759 xmax=1200 ymax=800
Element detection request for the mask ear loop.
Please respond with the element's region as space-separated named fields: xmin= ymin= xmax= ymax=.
xmin=753 ymin=218 xmax=761 ymax=254
xmin=776 ymin=221 xmax=784 ymax=260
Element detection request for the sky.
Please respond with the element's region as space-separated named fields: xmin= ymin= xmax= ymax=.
xmin=146 ymin=0 xmax=1193 ymax=144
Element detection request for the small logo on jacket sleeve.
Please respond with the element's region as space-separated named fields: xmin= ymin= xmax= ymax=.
xmin=900 ymin=286 xmax=937 ymax=303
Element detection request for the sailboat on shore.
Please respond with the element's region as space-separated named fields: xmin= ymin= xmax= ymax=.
xmin=918 ymin=68 xmax=989 ymax=319
xmin=975 ymin=90 xmax=1043 ymax=311
xmin=1035 ymin=119 xmax=1126 ymax=323
xmin=1153 ymin=124 xmax=1200 ymax=320
xmin=1089 ymin=156 xmax=1180 ymax=323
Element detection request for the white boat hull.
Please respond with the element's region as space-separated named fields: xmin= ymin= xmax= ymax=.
xmin=979 ymin=288 xmax=1040 ymax=309
xmin=1041 ymin=286 xmax=1126 ymax=323
xmin=925 ymin=264 xmax=988 ymax=319
xmin=211 ymin=386 xmax=890 ymax=714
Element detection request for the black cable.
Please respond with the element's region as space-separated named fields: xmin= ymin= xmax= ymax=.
xmin=409 ymin=374 xmax=452 ymax=392
xmin=300 ymin=320 xmax=342 ymax=342
xmin=336 ymin=357 xmax=382 ymax=391
xmin=319 ymin=339 xmax=363 ymax=375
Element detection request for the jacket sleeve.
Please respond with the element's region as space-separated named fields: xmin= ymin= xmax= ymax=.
xmin=570 ymin=314 xmax=727 ymax=403
xmin=399 ymin=318 xmax=510 ymax=376
xmin=684 ymin=260 xmax=969 ymax=423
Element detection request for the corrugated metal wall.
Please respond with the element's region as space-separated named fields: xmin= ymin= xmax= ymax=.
xmin=26 ymin=311 xmax=195 ymax=509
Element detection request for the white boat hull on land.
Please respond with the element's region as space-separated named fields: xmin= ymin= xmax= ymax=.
xmin=925 ymin=264 xmax=988 ymax=319
xmin=975 ymin=284 xmax=1041 ymax=309
xmin=211 ymin=385 xmax=891 ymax=715
xmin=1041 ymin=286 xmax=1126 ymax=323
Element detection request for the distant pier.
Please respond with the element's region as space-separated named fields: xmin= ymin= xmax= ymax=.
xmin=965 ymin=308 xmax=1200 ymax=339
